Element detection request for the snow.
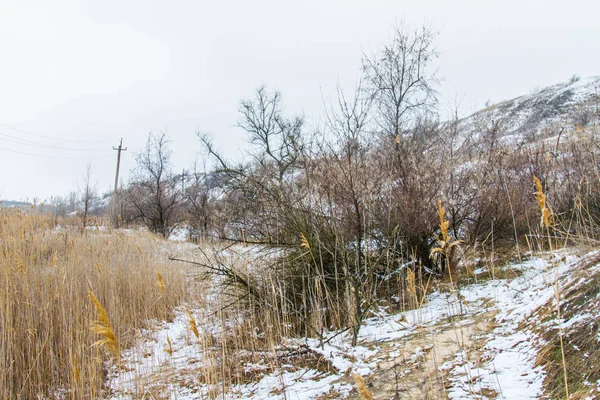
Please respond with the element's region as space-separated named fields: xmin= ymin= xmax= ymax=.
xmin=456 ymin=76 xmax=600 ymax=148
xmin=168 ymin=226 xmax=190 ymax=242
xmin=107 ymin=307 xmax=204 ymax=398
xmin=446 ymin=253 xmax=597 ymax=399
xmin=232 ymin=370 xmax=348 ymax=400
xmin=106 ymin=250 xmax=599 ymax=399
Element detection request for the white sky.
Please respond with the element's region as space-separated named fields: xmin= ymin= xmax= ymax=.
xmin=1 ymin=0 xmax=598 ymax=201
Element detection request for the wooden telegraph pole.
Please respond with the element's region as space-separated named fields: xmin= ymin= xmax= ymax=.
xmin=112 ymin=139 xmax=127 ymax=227
xmin=113 ymin=138 xmax=127 ymax=194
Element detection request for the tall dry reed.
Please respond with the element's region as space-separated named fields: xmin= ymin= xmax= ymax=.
xmin=0 ymin=208 xmax=186 ymax=398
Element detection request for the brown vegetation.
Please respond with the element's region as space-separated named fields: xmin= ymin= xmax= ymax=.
xmin=0 ymin=209 xmax=186 ymax=398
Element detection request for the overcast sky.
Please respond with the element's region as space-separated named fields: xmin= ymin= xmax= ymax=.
xmin=1 ymin=0 xmax=598 ymax=201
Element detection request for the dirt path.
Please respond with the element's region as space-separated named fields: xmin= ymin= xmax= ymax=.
xmin=339 ymin=312 xmax=495 ymax=400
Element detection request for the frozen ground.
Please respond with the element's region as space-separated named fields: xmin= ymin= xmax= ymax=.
xmin=105 ymin=249 xmax=599 ymax=399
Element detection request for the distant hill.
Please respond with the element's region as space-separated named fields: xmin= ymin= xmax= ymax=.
xmin=456 ymin=76 xmax=600 ymax=145
xmin=0 ymin=200 xmax=31 ymax=208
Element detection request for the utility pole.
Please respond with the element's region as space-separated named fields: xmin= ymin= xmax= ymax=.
xmin=113 ymin=138 xmax=127 ymax=194
xmin=111 ymin=139 xmax=128 ymax=228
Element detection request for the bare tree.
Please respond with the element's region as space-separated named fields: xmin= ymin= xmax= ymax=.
xmin=78 ymin=163 xmax=97 ymax=230
xmin=362 ymin=23 xmax=442 ymax=269
xmin=362 ymin=23 xmax=438 ymax=138
xmin=183 ymin=160 xmax=213 ymax=240
xmin=319 ymin=82 xmax=385 ymax=344
xmin=126 ymin=132 xmax=184 ymax=238
xmin=238 ymin=85 xmax=306 ymax=183
xmin=200 ymin=86 xmax=308 ymax=243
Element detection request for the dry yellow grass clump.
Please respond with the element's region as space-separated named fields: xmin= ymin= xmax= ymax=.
xmin=353 ymin=374 xmax=373 ymax=400
xmin=534 ymin=176 xmax=553 ymax=229
xmin=430 ymin=199 xmax=462 ymax=281
xmin=0 ymin=208 xmax=187 ymax=399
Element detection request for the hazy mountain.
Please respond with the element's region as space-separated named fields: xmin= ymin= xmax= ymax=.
xmin=0 ymin=200 xmax=31 ymax=208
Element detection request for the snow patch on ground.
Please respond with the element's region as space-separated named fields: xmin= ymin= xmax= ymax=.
xmin=107 ymin=251 xmax=597 ymax=399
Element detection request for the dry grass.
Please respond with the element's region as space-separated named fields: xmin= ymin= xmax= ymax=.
xmin=0 ymin=208 xmax=186 ymax=399
xmin=534 ymin=253 xmax=600 ymax=400
xmin=353 ymin=374 xmax=373 ymax=400
xmin=88 ymin=291 xmax=120 ymax=358
xmin=534 ymin=175 xmax=570 ymax=398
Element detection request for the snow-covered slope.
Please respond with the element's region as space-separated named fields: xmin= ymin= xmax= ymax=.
xmin=456 ymin=76 xmax=599 ymax=144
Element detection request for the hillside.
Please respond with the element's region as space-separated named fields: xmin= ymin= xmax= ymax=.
xmin=0 ymin=199 xmax=31 ymax=208
xmin=456 ymin=76 xmax=599 ymax=145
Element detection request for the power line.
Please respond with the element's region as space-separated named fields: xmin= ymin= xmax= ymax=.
xmin=0 ymin=146 xmax=113 ymax=160
xmin=0 ymin=122 xmax=116 ymax=144
xmin=0 ymin=131 xmax=112 ymax=152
